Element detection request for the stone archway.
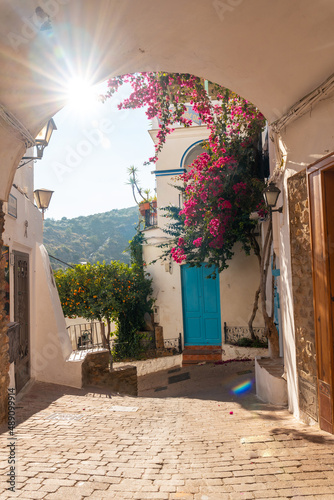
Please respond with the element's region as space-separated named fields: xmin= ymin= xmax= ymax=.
xmin=1 ymin=0 xmax=334 ymax=425
xmin=1 ymin=0 xmax=334 ymax=197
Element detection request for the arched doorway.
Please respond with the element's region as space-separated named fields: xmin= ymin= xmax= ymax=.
xmin=1 ymin=0 xmax=334 ymax=428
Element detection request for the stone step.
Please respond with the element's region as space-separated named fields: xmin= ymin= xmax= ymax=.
xmin=183 ymin=345 xmax=221 ymax=351
xmin=182 ymin=347 xmax=222 ymax=366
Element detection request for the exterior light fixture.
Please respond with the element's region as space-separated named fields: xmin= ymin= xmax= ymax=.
xmin=34 ymin=189 xmax=54 ymax=219
xmin=19 ymin=119 xmax=57 ymax=167
xmin=263 ymin=182 xmax=283 ymax=213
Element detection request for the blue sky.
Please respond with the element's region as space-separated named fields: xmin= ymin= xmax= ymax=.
xmin=34 ymin=82 xmax=155 ymax=220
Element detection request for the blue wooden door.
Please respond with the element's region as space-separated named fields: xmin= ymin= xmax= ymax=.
xmin=181 ymin=264 xmax=221 ymax=346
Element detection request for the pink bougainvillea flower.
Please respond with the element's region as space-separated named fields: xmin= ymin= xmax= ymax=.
xmin=193 ymin=237 xmax=203 ymax=247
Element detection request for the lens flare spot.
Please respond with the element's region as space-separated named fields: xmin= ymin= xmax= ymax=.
xmin=231 ymin=379 xmax=253 ymax=395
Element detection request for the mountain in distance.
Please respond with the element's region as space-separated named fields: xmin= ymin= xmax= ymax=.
xmin=44 ymin=206 xmax=139 ymax=270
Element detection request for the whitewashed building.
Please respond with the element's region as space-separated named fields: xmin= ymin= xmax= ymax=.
xmin=143 ymin=114 xmax=267 ymax=363
xmin=3 ymin=158 xmax=82 ymax=397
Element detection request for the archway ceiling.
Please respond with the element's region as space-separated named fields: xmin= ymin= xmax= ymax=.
xmin=0 ymin=0 xmax=334 ymax=144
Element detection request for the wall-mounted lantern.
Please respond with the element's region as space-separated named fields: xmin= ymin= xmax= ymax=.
xmin=263 ymin=182 xmax=283 ymax=213
xmin=19 ymin=119 xmax=57 ymax=168
xmin=34 ymin=189 xmax=54 ymax=219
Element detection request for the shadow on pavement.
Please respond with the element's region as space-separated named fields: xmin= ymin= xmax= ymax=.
xmin=2 ymin=361 xmax=323 ymax=440
xmin=138 ymin=360 xmax=288 ymax=416
xmin=0 ymin=381 xmax=122 ymax=436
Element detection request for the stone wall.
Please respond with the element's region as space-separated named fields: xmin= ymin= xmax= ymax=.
xmin=82 ymin=351 xmax=137 ymax=396
xmin=0 ymin=327 xmax=9 ymax=424
xmin=115 ymin=354 xmax=183 ymax=376
xmin=288 ymin=170 xmax=318 ymax=421
xmin=0 ymin=204 xmax=9 ymax=424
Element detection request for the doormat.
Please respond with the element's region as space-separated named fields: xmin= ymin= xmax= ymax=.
xmin=168 ymin=372 xmax=190 ymax=384
xmin=109 ymin=406 xmax=138 ymax=412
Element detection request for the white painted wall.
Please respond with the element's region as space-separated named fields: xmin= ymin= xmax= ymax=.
xmin=144 ymin=122 xmax=265 ymax=346
xmin=4 ymin=163 xmax=82 ymax=391
xmin=144 ymin=230 xmax=184 ymax=341
xmin=143 ymin=125 xmax=209 ymax=342
xmin=268 ymin=94 xmax=334 ymax=419
xmin=219 ymin=243 xmax=263 ymax=328
xmin=32 ymin=244 xmax=82 ymax=388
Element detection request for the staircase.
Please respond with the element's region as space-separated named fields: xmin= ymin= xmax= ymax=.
xmin=182 ymin=345 xmax=222 ymax=366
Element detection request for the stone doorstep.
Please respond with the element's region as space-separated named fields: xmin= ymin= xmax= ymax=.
xmin=183 ymin=345 xmax=222 ymax=351
xmin=182 ymin=346 xmax=222 ymax=365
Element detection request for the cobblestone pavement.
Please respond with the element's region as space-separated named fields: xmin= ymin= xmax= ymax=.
xmin=1 ymin=360 xmax=334 ymax=499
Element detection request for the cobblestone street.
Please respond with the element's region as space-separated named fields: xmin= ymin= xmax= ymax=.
xmin=1 ymin=361 xmax=334 ymax=499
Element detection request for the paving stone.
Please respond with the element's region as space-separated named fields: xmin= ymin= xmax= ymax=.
xmin=1 ymin=363 xmax=334 ymax=499
xmin=44 ymin=485 xmax=94 ymax=499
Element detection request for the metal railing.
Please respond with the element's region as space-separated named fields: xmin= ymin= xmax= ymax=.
xmin=224 ymin=323 xmax=267 ymax=345
xmin=67 ymin=321 xmax=112 ymax=351
xmin=164 ymin=333 xmax=183 ymax=353
xmin=144 ymin=209 xmax=157 ymax=227
xmin=67 ymin=322 xmax=183 ymax=355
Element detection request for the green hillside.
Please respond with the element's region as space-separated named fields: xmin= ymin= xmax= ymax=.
xmin=44 ymin=207 xmax=139 ymax=269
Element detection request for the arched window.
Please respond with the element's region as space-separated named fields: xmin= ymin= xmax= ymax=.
xmin=181 ymin=141 xmax=207 ymax=170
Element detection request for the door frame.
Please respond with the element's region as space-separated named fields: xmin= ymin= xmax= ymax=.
xmin=181 ymin=263 xmax=222 ymax=346
xmin=308 ymin=152 xmax=334 ymax=433
xmin=13 ymin=250 xmax=30 ymax=393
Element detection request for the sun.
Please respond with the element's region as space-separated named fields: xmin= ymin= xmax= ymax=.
xmin=65 ymin=77 xmax=98 ymax=114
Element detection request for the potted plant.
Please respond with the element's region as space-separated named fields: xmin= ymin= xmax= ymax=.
xmin=139 ymin=200 xmax=150 ymax=215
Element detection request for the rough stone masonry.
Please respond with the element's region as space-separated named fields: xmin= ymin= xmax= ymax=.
xmin=0 ymin=202 xmax=9 ymax=424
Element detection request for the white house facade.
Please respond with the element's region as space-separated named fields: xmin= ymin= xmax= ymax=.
xmin=143 ymin=115 xmax=267 ymax=363
xmin=3 ymin=159 xmax=82 ymax=399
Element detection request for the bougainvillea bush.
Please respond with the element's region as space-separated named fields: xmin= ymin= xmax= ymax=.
xmin=103 ymin=73 xmax=267 ymax=273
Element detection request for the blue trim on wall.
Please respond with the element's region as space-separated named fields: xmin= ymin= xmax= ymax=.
xmin=180 ymin=140 xmax=205 ymax=168
xmin=155 ymin=169 xmax=186 ymax=177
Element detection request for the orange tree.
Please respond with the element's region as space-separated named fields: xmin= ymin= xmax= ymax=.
xmin=54 ymin=261 xmax=153 ymax=360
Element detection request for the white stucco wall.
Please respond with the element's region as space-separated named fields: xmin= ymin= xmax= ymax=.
xmin=144 ymin=123 xmax=265 ymax=346
xmin=269 ymin=94 xmax=334 ymax=419
xmin=219 ymin=243 xmax=263 ymax=328
xmin=4 ymin=166 xmax=82 ymax=391
xmin=144 ymin=230 xmax=183 ymax=341
xmin=143 ymin=124 xmax=209 ymax=342
xmin=3 ymin=179 xmax=44 ymax=338
xmin=32 ymin=244 xmax=82 ymax=387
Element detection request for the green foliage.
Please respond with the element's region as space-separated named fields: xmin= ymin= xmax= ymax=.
xmin=54 ymin=260 xmax=153 ymax=359
xmin=127 ymin=222 xmax=146 ymax=267
xmin=235 ymin=337 xmax=268 ymax=348
xmin=44 ymin=207 xmax=138 ymax=270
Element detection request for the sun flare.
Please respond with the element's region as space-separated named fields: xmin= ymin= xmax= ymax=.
xmin=65 ymin=77 xmax=98 ymax=114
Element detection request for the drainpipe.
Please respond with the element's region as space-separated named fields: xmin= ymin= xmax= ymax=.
xmin=0 ymin=201 xmax=10 ymax=424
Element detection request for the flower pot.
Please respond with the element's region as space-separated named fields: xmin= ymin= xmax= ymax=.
xmin=139 ymin=202 xmax=150 ymax=215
